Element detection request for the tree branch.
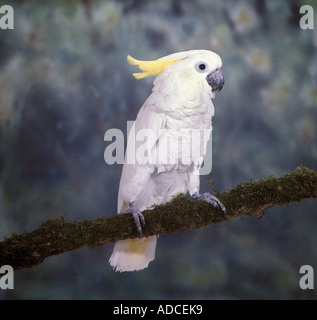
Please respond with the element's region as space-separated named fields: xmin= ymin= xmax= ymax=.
xmin=1 ymin=166 xmax=316 ymax=271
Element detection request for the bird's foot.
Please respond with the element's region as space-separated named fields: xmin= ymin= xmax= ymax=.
xmin=192 ymin=192 xmax=227 ymax=216
xmin=119 ymin=201 xmax=145 ymax=238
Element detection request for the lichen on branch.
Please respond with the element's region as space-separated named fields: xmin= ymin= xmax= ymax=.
xmin=0 ymin=166 xmax=316 ymax=271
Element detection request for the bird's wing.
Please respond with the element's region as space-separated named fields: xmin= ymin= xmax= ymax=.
xmin=117 ymin=102 xmax=167 ymax=212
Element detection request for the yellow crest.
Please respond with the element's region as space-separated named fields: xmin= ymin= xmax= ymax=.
xmin=127 ymin=55 xmax=185 ymax=79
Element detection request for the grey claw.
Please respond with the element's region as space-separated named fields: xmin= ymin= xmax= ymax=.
xmin=119 ymin=201 xmax=145 ymax=237
xmin=192 ymin=192 xmax=227 ymax=216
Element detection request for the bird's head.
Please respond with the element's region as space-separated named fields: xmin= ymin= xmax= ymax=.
xmin=127 ymin=50 xmax=224 ymax=105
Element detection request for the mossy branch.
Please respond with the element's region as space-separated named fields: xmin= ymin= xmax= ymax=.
xmin=1 ymin=166 xmax=316 ymax=271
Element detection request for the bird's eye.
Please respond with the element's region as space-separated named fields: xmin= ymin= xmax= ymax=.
xmin=195 ymin=61 xmax=208 ymax=73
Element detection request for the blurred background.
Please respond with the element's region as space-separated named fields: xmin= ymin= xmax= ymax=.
xmin=0 ymin=0 xmax=316 ymax=299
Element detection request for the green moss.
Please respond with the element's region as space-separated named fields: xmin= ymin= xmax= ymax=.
xmin=1 ymin=166 xmax=316 ymax=271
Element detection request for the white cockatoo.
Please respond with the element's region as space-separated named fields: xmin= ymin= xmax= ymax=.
xmin=109 ymin=49 xmax=225 ymax=272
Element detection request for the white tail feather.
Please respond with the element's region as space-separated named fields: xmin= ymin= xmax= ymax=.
xmin=109 ymin=236 xmax=157 ymax=272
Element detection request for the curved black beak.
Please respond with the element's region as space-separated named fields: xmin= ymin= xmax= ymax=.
xmin=206 ymin=69 xmax=224 ymax=92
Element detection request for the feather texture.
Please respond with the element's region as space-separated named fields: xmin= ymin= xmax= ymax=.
xmin=127 ymin=55 xmax=185 ymax=79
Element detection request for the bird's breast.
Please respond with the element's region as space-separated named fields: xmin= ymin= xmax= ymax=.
xmin=153 ymin=126 xmax=211 ymax=171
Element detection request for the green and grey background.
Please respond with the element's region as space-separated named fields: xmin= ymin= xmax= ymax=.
xmin=0 ymin=0 xmax=316 ymax=299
